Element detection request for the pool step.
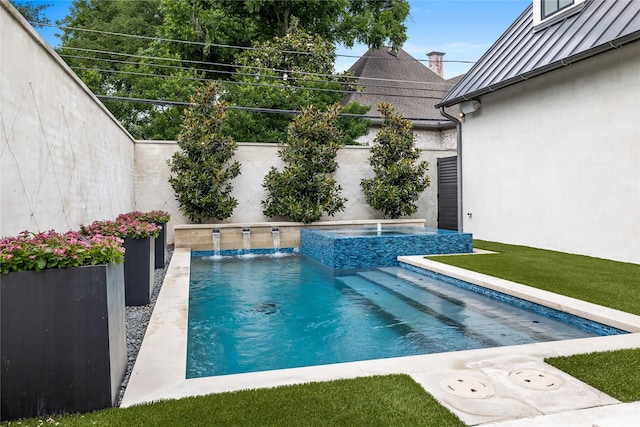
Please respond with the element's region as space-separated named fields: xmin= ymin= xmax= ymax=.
xmin=373 ymin=267 xmax=562 ymax=343
xmin=336 ymin=275 xmax=495 ymax=352
xmin=356 ymin=269 xmax=556 ymax=346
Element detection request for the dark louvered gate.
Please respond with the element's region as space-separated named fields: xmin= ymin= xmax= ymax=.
xmin=437 ymin=156 xmax=458 ymax=230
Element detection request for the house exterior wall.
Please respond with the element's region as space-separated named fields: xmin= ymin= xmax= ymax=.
xmin=135 ymin=142 xmax=456 ymax=243
xmin=460 ymin=42 xmax=640 ymax=263
xmin=0 ymin=1 xmax=135 ymax=237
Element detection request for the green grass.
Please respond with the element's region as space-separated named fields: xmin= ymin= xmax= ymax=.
xmin=0 ymin=375 xmax=466 ymax=427
xmin=427 ymin=240 xmax=640 ymax=315
xmin=546 ymin=348 xmax=640 ymax=402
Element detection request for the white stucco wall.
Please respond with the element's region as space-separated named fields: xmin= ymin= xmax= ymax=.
xmin=460 ymin=42 xmax=640 ymax=263
xmin=356 ymin=125 xmax=457 ymax=152
xmin=135 ymin=142 xmax=456 ymax=242
xmin=0 ymin=1 xmax=135 ymax=236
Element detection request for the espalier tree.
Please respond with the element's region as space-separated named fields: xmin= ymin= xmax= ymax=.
xmin=262 ymin=104 xmax=346 ymax=223
xmin=361 ymin=102 xmax=430 ymax=218
xmin=168 ymin=82 xmax=241 ymax=223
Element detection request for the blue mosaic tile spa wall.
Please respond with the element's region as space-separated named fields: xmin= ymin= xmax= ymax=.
xmin=301 ymin=227 xmax=473 ymax=269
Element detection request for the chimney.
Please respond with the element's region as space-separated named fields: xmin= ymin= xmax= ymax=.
xmin=427 ymin=51 xmax=445 ymax=78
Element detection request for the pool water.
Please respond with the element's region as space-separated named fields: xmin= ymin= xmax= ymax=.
xmin=187 ymin=253 xmax=610 ymax=378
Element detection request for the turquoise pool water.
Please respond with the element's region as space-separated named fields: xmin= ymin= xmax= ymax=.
xmin=186 ymin=252 xmax=621 ymax=378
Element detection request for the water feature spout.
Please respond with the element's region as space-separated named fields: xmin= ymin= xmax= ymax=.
xmin=272 ymin=227 xmax=280 ymax=253
xmin=377 ymin=223 xmax=382 ymax=235
xmin=242 ymin=228 xmax=251 ymax=254
xmin=212 ymin=229 xmax=221 ymax=257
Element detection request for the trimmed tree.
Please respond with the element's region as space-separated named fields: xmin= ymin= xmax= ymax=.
xmin=361 ymin=102 xmax=430 ymax=218
xmin=223 ymin=17 xmax=370 ymax=145
xmin=262 ymin=104 xmax=346 ymax=223
xmin=168 ymin=82 xmax=241 ymax=223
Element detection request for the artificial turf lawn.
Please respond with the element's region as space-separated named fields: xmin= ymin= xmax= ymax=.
xmin=0 ymin=375 xmax=466 ymax=427
xmin=546 ymin=348 xmax=640 ymax=402
xmin=427 ymin=240 xmax=640 ymax=315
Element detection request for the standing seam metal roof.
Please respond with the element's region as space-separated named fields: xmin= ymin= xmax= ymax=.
xmin=437 ymin=0 xmax=640 ymax=108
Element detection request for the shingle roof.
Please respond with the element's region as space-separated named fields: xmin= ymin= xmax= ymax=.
xmin=438 ymin=0 xmax=640 ymax=108
xmin=342 ymin=47 xmax=456 ymax=127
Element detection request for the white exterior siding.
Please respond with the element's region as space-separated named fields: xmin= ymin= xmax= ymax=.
xmin=460 ymin=42 xmax=640 ymax=263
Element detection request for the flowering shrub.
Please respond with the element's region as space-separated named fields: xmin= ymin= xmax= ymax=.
xmin=81 ymin=218 xmax=161 ymax=240
xmin=0 ymin=230 xmax=124 ymax=274
xmin=117 ymin=210 xmax=170 ymax=224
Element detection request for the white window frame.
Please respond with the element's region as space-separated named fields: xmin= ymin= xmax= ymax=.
xmin=533 ymin=0 xmax=586 ymax=31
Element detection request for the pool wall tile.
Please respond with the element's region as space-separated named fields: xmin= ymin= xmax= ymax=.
xmin=300 ymin=228 xmax=472 ymax=269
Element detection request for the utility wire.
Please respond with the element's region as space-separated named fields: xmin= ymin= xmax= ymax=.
xmin=96 ymin=95 xmax=449 ymax=123
xmin=41 ymin=22 xmax=315 ymax=56
xmin=41 ymin=21 xmax=476 ymax=65
xmin=72 ymin=66 xmax=448 ymax=100
xmin=59 ymin=46 xmax=457 ymax=88
xmin=71 ymin=66 xmax=354 ymax=94
xmin=61 ymin=53 xmax=452 ymax=93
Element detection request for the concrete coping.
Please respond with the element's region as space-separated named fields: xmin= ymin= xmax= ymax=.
xmin=174 ymin=218 xmax=426 ymax=230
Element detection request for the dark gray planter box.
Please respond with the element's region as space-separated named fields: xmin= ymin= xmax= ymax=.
xmin=123 ymin=236 xmax=155 ymax=306
xmin=1 ymin=263 xmax=126 ymax=421
xmin=154 ymin=223 xmax=167 ymax=269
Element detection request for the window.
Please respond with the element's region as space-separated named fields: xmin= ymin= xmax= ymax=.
xmin=542 ymin=0 xmax=574 ymax=19
xmin=533 ymin=0 xmax=586 ymax=30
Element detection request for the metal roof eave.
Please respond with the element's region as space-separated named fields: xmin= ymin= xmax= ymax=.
xmin=436 ymin=31 xmax=640 ymax=109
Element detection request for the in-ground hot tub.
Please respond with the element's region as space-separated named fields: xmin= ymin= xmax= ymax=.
xmin=301 ymin=226 xmax=472 ymax=269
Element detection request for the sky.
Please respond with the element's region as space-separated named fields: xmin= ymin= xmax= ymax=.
xmin=29 ymin=0 xmax=531 ymax=79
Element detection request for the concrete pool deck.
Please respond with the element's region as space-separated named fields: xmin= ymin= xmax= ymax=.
xmin=121 ymin=248 xmax=640 ymax=426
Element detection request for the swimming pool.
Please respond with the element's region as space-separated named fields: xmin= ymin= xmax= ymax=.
xmin=187 ymin=251 xmax=623 ymax=378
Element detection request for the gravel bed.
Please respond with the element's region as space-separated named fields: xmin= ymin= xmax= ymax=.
xmin=116 ymin=247 xmax=173 ymax=406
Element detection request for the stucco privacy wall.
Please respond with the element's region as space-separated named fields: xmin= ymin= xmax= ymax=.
xmin=0 ymin=0 xmax=135 ymax=236
xmin=135 ymin=142 xmax=456 ymax=243
xmin=460 ymin=42 xmax=640 ymax=263
xmin=356 ymin=125 xmax=457 ymax=150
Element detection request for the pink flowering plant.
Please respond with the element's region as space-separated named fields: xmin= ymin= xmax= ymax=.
xmin=81 ymin=217 xmax=161 ymax=240
xmin=118 ymin=210 xmax=170 ymax=224
xmin=0 ymin=230 xmax=124 ymax=274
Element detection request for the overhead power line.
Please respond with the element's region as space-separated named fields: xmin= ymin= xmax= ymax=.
xmin=61 ymin=46 xmax=457 ymax=88
xmin=72 ymin=66 xmax=448 ymax=100
xmin=61 ymin=53 xmax=452 ymax=93
xmin=41 ymin=21 xmax=476 ymax=65
xmin=96 ymin=95 xmax=449 ymax=123
xmin=71 ymin=66 xmax=354 ymax=95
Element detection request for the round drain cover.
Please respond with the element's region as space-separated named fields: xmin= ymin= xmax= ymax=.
xmin=441 ymin=375 xmax=494 ymax=398
xmin=508 ymin=369 xmax=563 ymax=390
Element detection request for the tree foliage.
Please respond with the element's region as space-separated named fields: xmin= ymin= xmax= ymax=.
xmin=57 ymin=0 xmax=200 ymax=139
xmin=361 ymin=102 xmax=430 ymax=219
xmin=157 ymin=0 xmax=258 ymax=66
xmin=262 ymin=104 xmax=346 ymax=223
xmin=10 ymin=0 xmax=50 ymax=26
xmin=222 ymin=17 xmax=370 ymax=144
xmin=218 ymin=0 xmax=409 ymax=50
xmin=55 ymin=0 xmax=408 ymax=140
xmin=168 ymin=82 xmax=240 ymax=223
